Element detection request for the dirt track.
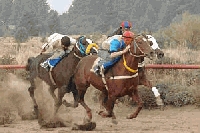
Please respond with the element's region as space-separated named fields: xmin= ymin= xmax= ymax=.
xmin=0 ymin=37 xmax=200 ymax=133
xmin=0 ymin=96 xmax=200 ymax=133
xmin=0 ymin=74 xmax=199 ymax=133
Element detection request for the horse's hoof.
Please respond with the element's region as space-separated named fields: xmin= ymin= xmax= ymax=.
xmin=126 ymin=114 xmax=136 ymax=119
xmin=159 ymin=105 xmax=165 ymax=111
xmin=111 ymin=119 xmax=118 ymax=125
xmin=97 ymin=110 xmax=104 ymax=115
xmin=98 ymin=111 xmax=108 ymax=118
xmin=62 ymin=100 xmax=73 ymax=107
xmin=83 ymin=117 xmax=91 ymax=124
xmin=72 ymin=122 xmax=96 ymax=131
xmin=73 ymin=102 xmax=79 ymax=108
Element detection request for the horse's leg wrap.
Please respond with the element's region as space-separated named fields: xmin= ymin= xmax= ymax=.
xmin=99 ymin=96 xmax=116 ymax=119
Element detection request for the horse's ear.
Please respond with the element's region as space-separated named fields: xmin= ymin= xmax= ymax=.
xmin=141 ymin=33 xmax=147 ymax=39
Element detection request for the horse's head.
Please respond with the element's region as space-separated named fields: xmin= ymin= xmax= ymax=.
xmin=73 ymin=36 xmax=98 ymax=58
xmin=131 ymin=34 xmax=154 ymax=59
xmin=146 ymin=34 xmax=164 ymax=59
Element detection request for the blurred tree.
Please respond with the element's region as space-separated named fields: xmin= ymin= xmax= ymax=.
xmin=8 ymin=0 xmax=50 ymax=36
xmin=46 ymin=10 xmax=61 ymax=34
xmin=0 ymin=0 xmax=13 ymax=36
xmin=17 ymin=11 xmax=39 ymax=36
xmin=14 ymin=27 xmax=29 ymax=43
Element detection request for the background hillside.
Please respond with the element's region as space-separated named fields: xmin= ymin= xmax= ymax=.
xmin=60 ymin=0 xmax=200 ymax=34
xmin=1 ymin=0 xmax=200 ymax=37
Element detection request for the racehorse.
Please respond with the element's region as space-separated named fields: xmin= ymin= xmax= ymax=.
xmin=26 ymin=36 xmax=98 ymax=118
xmin=103 ymin=33 xmax=165 ymax=106
xmin=73 ymin=34 xmax=154 ymax=124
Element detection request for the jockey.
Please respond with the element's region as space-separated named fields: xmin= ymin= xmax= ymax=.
xmin=107 ymin=21 xmax=132 ymax=38
xmin=40 ymin=34 xmax=76 ymax=71
xmin=40 ymin=33 xmax=76 ymax=54
xmin=102 ymin=21 xmax=132 ymax=50
xmin=94 ymin=31 xmax=134 ymax=75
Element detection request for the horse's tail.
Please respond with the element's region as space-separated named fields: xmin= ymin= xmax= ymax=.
xmin=26 ymin=57 xmax=35 ymax=71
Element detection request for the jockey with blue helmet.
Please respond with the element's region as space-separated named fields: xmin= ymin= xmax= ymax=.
xmin=107 ymin=21 xmax=132 ymax=38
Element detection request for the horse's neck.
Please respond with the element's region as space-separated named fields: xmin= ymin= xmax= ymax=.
xmin=111 ymin=54 xmax=138 ymax=75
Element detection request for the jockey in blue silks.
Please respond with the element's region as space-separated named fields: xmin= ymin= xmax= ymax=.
xmin=94 ymin=31 xmax=134 ymax=75
xmin=102 ymin=39 xmax=126 ymax=70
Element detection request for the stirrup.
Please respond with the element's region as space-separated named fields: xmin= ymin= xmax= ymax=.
xmin=94 ymin=68 xmax=101 ymax=76
xmin=99 ymin=66 xmax=105 ymax=76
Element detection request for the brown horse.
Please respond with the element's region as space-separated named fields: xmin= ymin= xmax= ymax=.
xmin=26 ymin=36 xmax=98 ymax=118
xmin=73 ymin=35 xmax=154 ymax=124
xmin=107 ymin=33 xmax=165 ymax=106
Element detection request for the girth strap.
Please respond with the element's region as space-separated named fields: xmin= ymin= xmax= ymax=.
xmin=49 ymin=67 xmax=56 ymax=85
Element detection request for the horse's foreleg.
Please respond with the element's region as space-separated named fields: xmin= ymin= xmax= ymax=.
xmin=70 ymin=80 xmax=79 ymax=108
xmin=127 ymin=88 xmax=143 ymax=119
xmin=54 ymin=86 xmax=65 ymax=114
xmin=28 ymin=79 xmax=38 ymax=118
xmin=99 ymin=96 xmax=116 ymax=119
xmin=78 ymin=89 xmax=92 ymax=123
xmin=48 ymin=85 xmax=60 ymax=114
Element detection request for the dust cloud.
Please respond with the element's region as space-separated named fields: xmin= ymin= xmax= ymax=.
xmin=0 ymin=73 xmax=72 ymax=127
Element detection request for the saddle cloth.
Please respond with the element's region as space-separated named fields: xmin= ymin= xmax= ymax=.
xmin=40 ymin=50 xmax=69 ymax=69
xmin=40 ymin=57 xmax=61 ymax=69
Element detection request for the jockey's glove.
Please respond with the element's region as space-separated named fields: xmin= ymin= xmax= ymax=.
xmin=110 ymin=51 xmax=123 ymax=58
xmin=110 ymin=45 xmax=130 ymax=58
xmin=122 ymin=45 xmax=130 ymax=54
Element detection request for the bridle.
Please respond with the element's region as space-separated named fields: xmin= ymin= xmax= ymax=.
xmin=128 ymin=36 xmax=148 ymax=58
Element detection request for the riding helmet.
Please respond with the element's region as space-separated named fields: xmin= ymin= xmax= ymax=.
xmin=61 ymin=36 xmax=71 ymax=47
xmin=122 ymin=31 xmax=134 ymax=39
xmin=120 ymin=21 xmax=132 ymax=29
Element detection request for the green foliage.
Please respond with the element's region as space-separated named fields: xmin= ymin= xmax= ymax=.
xmin=14 ymin=27 xmax=29 ymax=43
xmin=18 ymin=12 xmax=39 ymax=36
xmin=46 ymin=10 xmax=61 ymax=34
xmin=155 ymin=12 xmax=200 ymax=49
